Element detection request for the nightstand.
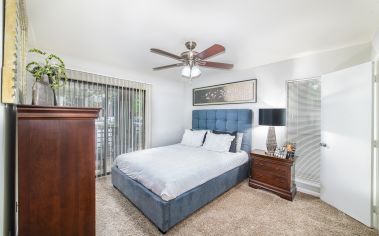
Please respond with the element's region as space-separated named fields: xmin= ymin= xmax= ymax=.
xmin=248 ymin=149 xmax=296 ymax=201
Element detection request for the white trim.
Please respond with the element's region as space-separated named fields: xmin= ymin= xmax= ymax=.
xmin=295 ymin=177 xmax=320 ymax=198
xmin=297 ymin=186 xmax=320 ymax=197
xmin=374 ymin=60 xmax=379 ymax=229
xmin=371 ymin=61 xmax=376 ymax=228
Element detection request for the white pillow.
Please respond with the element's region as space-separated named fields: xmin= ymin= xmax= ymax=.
xmin=181 ymin=129 xmax=207 ymax=147
xmin=236 ymin=133 xmax=244 ymax=152
xmin=203 ymin=132 xmax=235 ymax=152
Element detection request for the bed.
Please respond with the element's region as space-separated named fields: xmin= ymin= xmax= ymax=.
xmin=111 ymin=109 xmax=253 ymax=233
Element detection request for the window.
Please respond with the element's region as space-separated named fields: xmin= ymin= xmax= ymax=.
xmin=56 ymin=70 xmax=151 ymax=176
xmin=287 ymin=78 xmax=321 ymax=185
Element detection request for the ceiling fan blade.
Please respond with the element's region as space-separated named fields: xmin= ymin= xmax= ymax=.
xmin=199 ymin=61 xmax=233 ymax=69
xmin=196 ymin=44 xmax=225 ymax=60
xmin=153 ymin=63 xmax=185 ymax=70
xmin=150 ymin=48 xmax=183 ymax=61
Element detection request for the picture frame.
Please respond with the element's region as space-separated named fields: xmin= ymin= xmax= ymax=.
xmin=274 ymin=146 xmax=288 ymax=159
xmin=193 ymin=79 xmax=257 ymax=106
xmin=286 ymin=143 xmax=296 ymax=158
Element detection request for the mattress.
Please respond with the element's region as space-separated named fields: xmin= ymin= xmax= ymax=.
xmin=114 ymin=144 xmax=249 ymax=201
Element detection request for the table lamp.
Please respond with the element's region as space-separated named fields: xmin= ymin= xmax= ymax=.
xmin=259 ymin=108 xmax=286 ymax=155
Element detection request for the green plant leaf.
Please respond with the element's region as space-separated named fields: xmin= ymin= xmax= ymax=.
xmin=26 ymin=48 xmax=68 ymax=90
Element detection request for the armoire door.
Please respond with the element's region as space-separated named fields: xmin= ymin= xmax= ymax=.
xmin=17 ymin=106 xmax=99 ymax=235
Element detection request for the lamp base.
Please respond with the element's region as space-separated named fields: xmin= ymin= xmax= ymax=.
xmin=266 ymin=126 xmax=277 ymax=155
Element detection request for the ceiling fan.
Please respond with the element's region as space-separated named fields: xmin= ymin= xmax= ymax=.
xmin=150 ymin=41 xmax=233 ymax=79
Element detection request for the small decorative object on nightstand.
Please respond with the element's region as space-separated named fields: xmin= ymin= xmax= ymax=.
xmin=249 ymin=149 xmax=296 ymax=201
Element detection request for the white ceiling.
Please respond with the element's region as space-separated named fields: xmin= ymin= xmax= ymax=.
xmin=26 ymin=0 xmax=379 ymax=79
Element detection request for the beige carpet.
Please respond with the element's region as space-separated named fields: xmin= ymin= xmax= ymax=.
xmin=96 ymin=176 xmax=378 ymax=236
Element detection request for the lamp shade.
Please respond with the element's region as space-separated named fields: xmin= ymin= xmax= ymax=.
xmin=259 ymin=108 xmax=286 ymax=126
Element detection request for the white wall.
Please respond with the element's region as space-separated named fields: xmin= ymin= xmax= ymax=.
xmin=373 ymin=30 xmax=379 ymax=60
xmin=43 ymin=54 xmax=187 ymax=148
xmin=184 ymin=43 xmax=372 ymax=151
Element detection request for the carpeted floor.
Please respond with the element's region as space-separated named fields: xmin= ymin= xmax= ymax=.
xmin=96 ymin=176 xmax=378 ymax=236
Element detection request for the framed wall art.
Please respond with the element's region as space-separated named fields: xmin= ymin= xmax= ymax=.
xmin=193 ymin=79 xmax=257 ymax=106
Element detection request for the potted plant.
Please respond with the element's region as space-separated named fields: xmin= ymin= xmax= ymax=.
xmin=26 ymin=48 xmax=68 ymax=106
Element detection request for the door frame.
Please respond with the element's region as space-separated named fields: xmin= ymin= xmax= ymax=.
xmin=374 ymin=61 xmax=379 ymax=229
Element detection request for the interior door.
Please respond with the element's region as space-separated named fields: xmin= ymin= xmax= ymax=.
xmin=320 ymin=62 xmax=373 ymax=227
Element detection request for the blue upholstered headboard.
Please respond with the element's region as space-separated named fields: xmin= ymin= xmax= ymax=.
xmin=192 ymin=109 xmax=253 ymax=152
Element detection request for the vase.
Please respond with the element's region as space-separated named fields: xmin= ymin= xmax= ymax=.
xmin=32 ymin=76 xmax=56 ymax=106
xmin=266 ymin=126 xmax=277 ymax=155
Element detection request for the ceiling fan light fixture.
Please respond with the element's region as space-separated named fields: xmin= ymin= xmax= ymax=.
xmin=191 ymin=66 xmax=201 ymax=78
xmin=181 ymin=65 xmax=191 ymax=78
xmin=181 ymin=65 xmax=201 ymax=79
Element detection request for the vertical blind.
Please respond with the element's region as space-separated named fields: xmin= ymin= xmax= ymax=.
xmin=287 ymin=78 xmax=321 ymax=184
xmin=56 ymin=69 xmax=152 ymax=176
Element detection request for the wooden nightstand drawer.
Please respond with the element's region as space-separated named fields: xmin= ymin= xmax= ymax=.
xmin=253 ymin=168 xmax=289 ymax=190
xmin=254 ymin=159 xmax=288 ymax=176
xmin=249 ymin=149 xmax=297 ymax=201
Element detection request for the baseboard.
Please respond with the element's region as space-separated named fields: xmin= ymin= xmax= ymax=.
xmin=295 ymin=177 xmax=320 ymax=197
xmin=297 ymin=186 xmax=320 ymax=197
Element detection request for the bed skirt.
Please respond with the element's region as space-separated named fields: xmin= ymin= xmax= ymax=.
xmin=111 ymin=161 xmax=249 ymax=233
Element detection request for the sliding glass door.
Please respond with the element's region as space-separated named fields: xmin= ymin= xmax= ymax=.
xmin=56 ymin=79 xmax=146 ymax=176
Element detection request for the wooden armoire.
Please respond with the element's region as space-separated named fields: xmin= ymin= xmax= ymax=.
xmin=17 ymin=105 xmax=100 ymax=235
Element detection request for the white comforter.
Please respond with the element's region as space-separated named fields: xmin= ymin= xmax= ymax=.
xmin=114 ymin=144 xmax=248 ymax=201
